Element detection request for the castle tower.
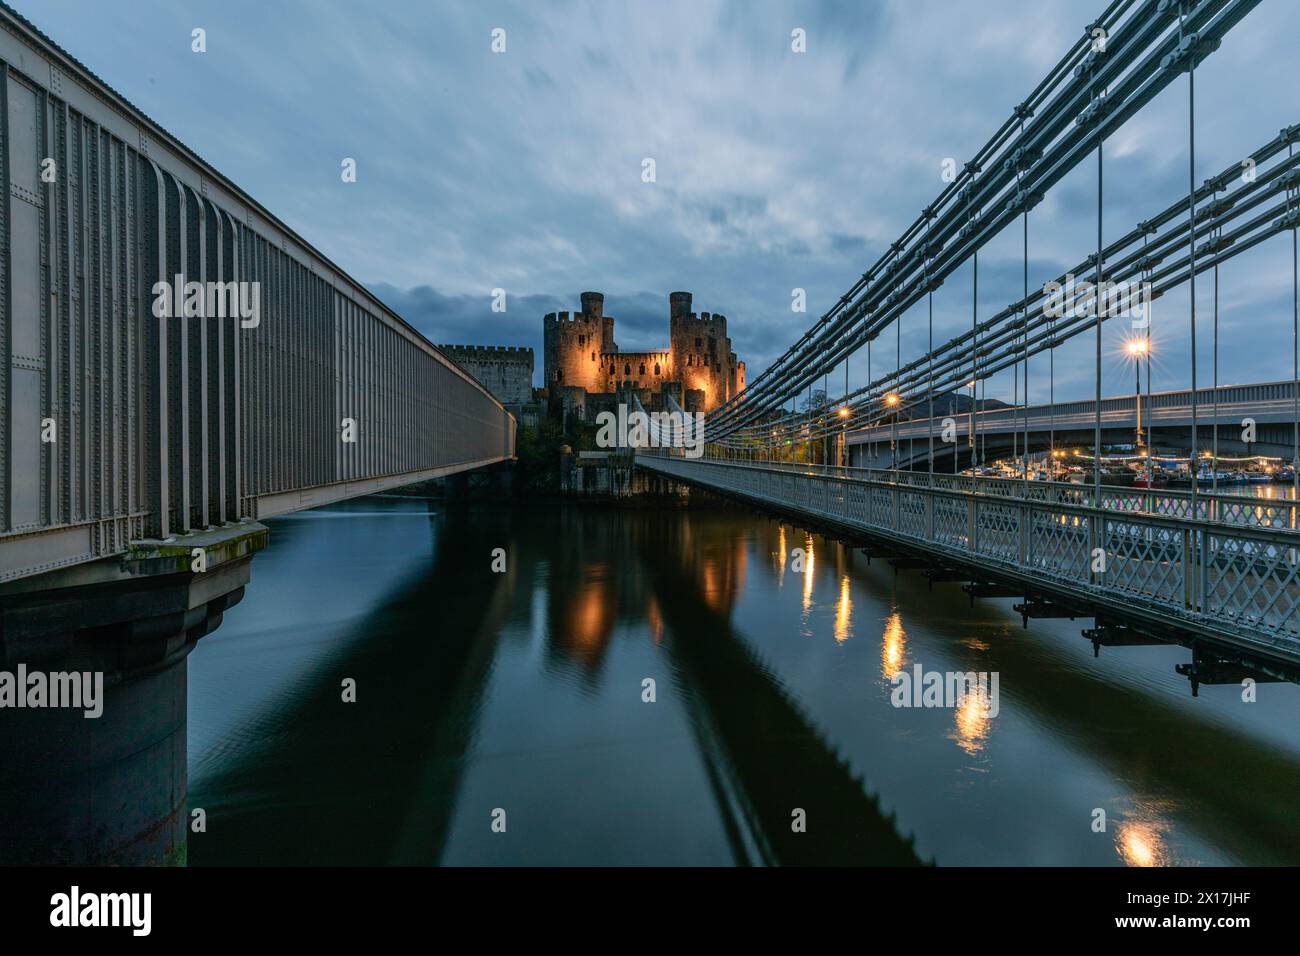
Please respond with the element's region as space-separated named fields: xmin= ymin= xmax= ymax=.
xmin=669 ymin=291 xmax=693 ymax=321
xmin=543 ymin=291 xmax=619 ymax=393
xmin=582 ymin=291 xmax=616 ymax=353
xmin=668 ymin=292 xmax=734 ymax=409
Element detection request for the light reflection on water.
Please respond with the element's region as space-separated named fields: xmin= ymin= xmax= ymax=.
xmin=834 ymin=576 xmax=853 ymax=644
xmin=881 ymin=611 xmax=907 ymax=681
xmin=186 ymin=497 xmax=1300 ymax=866
xmin=951 ymin=685 xmax=994 ymax=757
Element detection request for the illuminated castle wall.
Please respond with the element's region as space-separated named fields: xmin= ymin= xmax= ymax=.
xmin=543 ymin=291 xmax=745 ymax=415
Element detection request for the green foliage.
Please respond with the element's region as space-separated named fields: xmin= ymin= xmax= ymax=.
xmin=513 ymin=414 xmax=597 ymax=494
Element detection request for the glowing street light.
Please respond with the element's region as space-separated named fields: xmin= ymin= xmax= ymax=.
xmin=884 ymin=393 xmax=902 ymax=465
xmin=1125 ymin=336 xmax=1152 ymax=464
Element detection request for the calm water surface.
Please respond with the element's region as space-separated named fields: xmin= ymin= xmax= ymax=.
xmin=187 ymin=495 xmax=1300 ymax=865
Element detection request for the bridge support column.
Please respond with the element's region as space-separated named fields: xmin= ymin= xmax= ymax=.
xmin=482 ymin=460 xmax=515 ymax=497
xmin=0 ymin=521 xmax=267 ymax=865
xmin=445 ymin=472 xmax=470 ymax=499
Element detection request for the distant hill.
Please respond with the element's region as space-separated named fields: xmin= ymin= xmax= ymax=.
xmin=924 ymin=391 xmax=1010 ymax=415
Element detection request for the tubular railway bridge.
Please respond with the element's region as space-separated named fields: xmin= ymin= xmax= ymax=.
xmin=0 ymin=3 xmax=512 ymax=866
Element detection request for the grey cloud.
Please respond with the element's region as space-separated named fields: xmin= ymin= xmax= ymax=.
xmin=18 ymin=0 xmax=1298 ymax=399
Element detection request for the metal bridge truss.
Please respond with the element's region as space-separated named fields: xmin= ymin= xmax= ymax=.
xmin=0 ymin=7 xmax=515 ymax=583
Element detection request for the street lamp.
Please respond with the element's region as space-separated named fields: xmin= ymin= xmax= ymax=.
xmin=885 ymin=393 xmax=901 ymax=469
xmin=1051 ymin=448 xmax=1066 ymax=480
xmin=838 ymin=406 xmax=850 ymax=467
xmin=1126 ymin=338 xmax=1147 ymax=445
xmin=1126 ymin=337 xmax=1151 ymax=482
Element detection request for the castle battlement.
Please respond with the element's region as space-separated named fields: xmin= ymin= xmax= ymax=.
xmin=544 ymin=309 xmax=606 ymax=323
xmin=439 ymin=344 xmax=533 ymax=359
xmin=671 ymin=312 xmax=728 ymax=328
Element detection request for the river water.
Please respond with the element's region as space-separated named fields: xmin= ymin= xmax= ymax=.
xmin=186 ymin=495 xmax=1300 ymax=866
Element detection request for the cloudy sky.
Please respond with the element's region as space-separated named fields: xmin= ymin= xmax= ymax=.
xmin=20 ymin=0 xmax=1300 ymax=402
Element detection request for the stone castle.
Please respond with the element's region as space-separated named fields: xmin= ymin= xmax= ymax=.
xmin=544 ymin=291 xmax=745 ymax=420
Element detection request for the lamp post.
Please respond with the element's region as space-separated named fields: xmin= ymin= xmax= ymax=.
xmin=838 ymin=405 xmax=850 ymax=468
xmin=1127 ymin=339 xmax=1147 ymax=448
xmin=1127 ymin=337 xmax=1151 ymax=482
xmin=885 ymin=393 xmax=901 ymax=470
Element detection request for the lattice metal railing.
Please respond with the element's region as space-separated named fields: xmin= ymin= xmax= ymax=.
xmin=695 ymin=456 xmax=1300 ymax=533
xmin=640 ymin=453 xmax=1300 ymax=657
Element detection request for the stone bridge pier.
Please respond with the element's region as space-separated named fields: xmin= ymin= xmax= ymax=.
xmin=0 ymin=522 xmax=266 ymax=865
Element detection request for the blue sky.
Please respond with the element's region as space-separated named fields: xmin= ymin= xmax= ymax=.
xmin=19 ymin=0 xmax=1300 ymax=401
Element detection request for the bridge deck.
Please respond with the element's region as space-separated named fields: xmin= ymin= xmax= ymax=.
xmin=638 ymin=454 xmax=1300 ymax=668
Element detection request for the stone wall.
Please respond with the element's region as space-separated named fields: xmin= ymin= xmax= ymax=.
xmin=437 ymin=345 xmax=535 ymax=405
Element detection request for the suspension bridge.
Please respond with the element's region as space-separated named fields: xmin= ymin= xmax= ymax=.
xmin=639 ymin=0 xmax=1300 ymax=680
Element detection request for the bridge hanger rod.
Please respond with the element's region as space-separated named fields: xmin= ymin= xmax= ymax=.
xmin=713 ymin=127 xmax=1298 ymax=443
xmin=722 ymin=150 xmax=1300 ymax=447
xmin=1294 ymin=136 xmax=1300 ymax=497
xmin=1186 ymin=0 xmax=1201 ymax=507
xmin=712 ymin=0 xmax=1259 ymax=433
xmin=725 ymin=195 xmax=1297 ymax=449
xmin=721 ymin=0 xmax=1257 ymax=428
xmin=720 ymin=186 xmax=1298 ymax=448
xmin=711 ymin=0 xmax=1138 ymax=417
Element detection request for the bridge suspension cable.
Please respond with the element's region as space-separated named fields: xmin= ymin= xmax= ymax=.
xmin=710 ymin=0 xmax=1137 ymax=431
xmin=716 ymin=128 xmax=1300 ymax=454
xmin=707 ymin=0 xmax=1262 ymax=444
